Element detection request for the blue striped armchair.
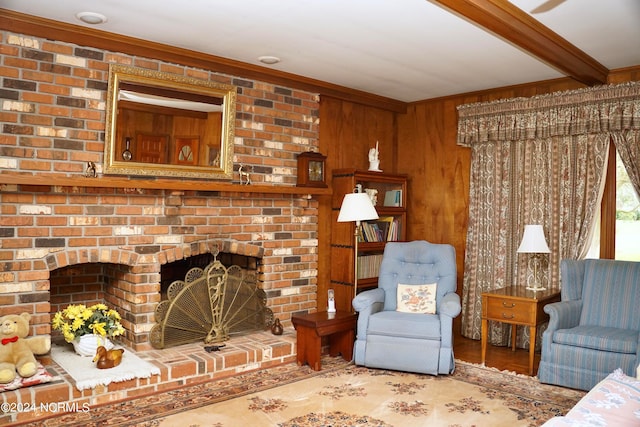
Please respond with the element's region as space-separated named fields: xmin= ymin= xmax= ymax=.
xmin=538 ymin=259 xmax=640 ymax=391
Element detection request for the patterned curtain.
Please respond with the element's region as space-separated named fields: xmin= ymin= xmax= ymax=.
xmin=457 ymin=81 xmax=640 ymax=347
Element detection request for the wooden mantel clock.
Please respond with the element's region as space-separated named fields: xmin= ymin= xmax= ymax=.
xmin=297 ymin=151 xmax=327 ymax=188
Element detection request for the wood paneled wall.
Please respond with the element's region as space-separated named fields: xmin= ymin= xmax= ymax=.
xmin=319 ymin=66 xmax=640 ymax=306
xmin=317 ymin=96 xmax=396 ymax=310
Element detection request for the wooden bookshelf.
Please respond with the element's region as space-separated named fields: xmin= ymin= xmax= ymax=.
xmin=330 ymin=169 xmax=407 ymax=312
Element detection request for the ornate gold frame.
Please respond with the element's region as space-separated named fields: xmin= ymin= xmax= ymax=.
xmin=104 ymin=64 xmax=236 ymax=179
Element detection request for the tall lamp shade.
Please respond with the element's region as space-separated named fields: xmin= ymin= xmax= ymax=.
xmin=517 ymin=224 xmax=550 ymax=291
xmin=337 ymin=192 xmax=379 ymax=309
xmin=337 ymin=193 xmax=379 ymax=223
xmin=517 ymin=224 xmax=551 ymax=254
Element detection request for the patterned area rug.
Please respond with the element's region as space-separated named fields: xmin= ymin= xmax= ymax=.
xmin=30 ymin=358 xmax=584 ymax=427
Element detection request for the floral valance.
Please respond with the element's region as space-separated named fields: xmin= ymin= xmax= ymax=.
xmin=457 ymin=81 xmax=640 ymax=147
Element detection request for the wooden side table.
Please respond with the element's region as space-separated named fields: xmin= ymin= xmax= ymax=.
xmin=291 ymin=311 xmax=357 ymax=371
xmin=481 ymin=286 xmax=560 ymax=375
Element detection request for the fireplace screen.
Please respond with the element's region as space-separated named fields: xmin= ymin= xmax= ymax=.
xmin=150 ymin=256 xmax=273 ymax=349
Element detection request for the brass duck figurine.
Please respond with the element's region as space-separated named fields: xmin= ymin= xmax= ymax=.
xmin=93 ymin=346 xmax=125 ymax=369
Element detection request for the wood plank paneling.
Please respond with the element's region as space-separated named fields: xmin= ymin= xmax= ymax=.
xmin=317 ymin=97 xmax=395 ymax=311
xmin=608 ymin=66 xmax=640 ymax=85
xmin=397 ymin=99 xmax=470 ymax=283
xmin=319 ymin=69 xmax=639 ymax=309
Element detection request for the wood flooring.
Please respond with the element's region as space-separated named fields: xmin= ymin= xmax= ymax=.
xmin=453 ymin=319 xmax=541 ymax=376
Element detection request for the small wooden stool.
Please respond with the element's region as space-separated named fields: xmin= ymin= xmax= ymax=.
xmin=291 ymin=311 xmax=357 ymax=371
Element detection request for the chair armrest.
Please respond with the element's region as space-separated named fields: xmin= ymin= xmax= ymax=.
xmin=440 ymin=292 xmax=461 ymax=318
xmin=439 ymin=292 xmax=461 ymax=349
xmin=352 ymin=288 xmax=385 ymax=313
xmin=544 ymin=300 xmax=582 ymax=332
xmin=353 ymin=288 xmax=385 ymax=341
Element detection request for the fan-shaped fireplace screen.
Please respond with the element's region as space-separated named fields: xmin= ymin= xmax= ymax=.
xmin=150 ymin=255 xmax=273 ymax=349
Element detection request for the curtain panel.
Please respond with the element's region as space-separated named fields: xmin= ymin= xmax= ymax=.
xmin=456 ymin=81 xmax=640 ymax=346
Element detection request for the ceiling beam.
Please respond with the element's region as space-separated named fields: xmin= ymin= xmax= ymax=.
xmin=432 ymin=0 xmax=608 ymax=86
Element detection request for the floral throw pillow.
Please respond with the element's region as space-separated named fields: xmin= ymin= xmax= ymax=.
xmin=396 ymin=283 xmax=437 ymax=314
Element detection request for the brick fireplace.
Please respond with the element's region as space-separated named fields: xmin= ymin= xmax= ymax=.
xmin=47 ymin=238 xmax=269 ymax=350
xmin=0 ymin=30 xmax=321 ymax=350
xmin=1 ymin=186 xmax=320 ymax=351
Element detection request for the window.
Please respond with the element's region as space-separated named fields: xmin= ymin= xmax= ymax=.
xmin=587 ymin=150 xmax=640 ymax=260
xmin=615 ymin=152 xmax=640 ymax=261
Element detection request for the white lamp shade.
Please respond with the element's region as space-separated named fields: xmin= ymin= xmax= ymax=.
xmin=337 ymin=193 xmax=379 ymax=222
xmin=517 ymin=224 xmax=551 ymax=253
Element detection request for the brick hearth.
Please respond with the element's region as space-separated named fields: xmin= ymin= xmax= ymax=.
xmin=0 ymin=330 xmax=296 ymax=426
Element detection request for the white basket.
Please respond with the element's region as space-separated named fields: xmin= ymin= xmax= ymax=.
xmin=72 ymin=334 xmax=114 ymax=357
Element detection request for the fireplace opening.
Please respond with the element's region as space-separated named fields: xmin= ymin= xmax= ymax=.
xmin=50 ymin=263 xmax=110 ymax=315
xmin=151 ymin=253 xmax=270 ymax=349
xmin=49 ymin=249 xmax=264 ymax=350
xmin=160 ymin=252 xmax=260 ymax=299
xmin=49 ymin=261 xmax=151 ymax=349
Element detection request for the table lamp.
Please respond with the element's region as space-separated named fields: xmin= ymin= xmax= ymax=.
xmin=337 ymin=192 xmax=379 ymax=305
xmin=517 ymin=224 xmax=551 ymax=291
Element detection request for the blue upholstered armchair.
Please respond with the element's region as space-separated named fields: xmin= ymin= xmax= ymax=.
xmin=352 ymin=240 xmax=461 ymax=375
xmin=538 ymin=259 xmax=640 ymax=391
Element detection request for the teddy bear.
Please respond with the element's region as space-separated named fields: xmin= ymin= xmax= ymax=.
xmin=0 ymin=312 xmax=51 ymax=384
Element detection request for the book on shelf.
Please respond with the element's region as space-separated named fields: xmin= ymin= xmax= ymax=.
xmin=379 ymin=216 xmax=400 ymax=241
xmin=383 ymin=189 xmax=403 ymax=207
xmin=359 ymin=221 xmax=377 ymax=242
xmin=375 ymin=219 xmax=390 ymax=242
xmin=387 ymin=219 xmax=401 ymax=241
xmin=375 ymin=217 xmax=391 ymax=242
xmin=357 ymin=254 xmax=383 ymax=279
xmin=359 ymin=217 xmax=401 ymax=242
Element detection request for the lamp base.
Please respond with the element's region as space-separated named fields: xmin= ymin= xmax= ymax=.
xmin=526 ymin=285 xmax=546 ymax=291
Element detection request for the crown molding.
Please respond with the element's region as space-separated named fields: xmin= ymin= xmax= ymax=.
xmin=0 ymin=9 xmax=407 ymax=113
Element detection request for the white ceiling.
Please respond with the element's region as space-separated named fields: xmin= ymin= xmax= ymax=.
xmin=1 ymin=0 xmax=639 ymax=102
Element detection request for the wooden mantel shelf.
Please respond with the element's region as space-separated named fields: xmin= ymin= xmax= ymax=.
xmin=0 ymin=174 xmax=332 ymax=196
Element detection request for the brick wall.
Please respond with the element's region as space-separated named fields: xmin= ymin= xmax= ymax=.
xmin=0 ymin=31 xmax=320 ymax=350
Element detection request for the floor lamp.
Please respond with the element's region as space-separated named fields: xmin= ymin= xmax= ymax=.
xmin=337 ymin=192 xmax=379 ymax=306
xmin=517 ymin=224 xmax=551 ymax=291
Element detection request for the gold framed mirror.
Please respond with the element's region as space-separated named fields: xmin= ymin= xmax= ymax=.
xmin=104 ymin=64 xmax=236 ymax=179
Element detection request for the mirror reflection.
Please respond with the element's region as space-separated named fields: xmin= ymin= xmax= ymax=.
xmin=104 ymin=65 xmax=237 ymax=179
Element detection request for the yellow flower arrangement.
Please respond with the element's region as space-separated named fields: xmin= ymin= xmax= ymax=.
xmin=52 ymin=303 xmax=125 ymax=343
